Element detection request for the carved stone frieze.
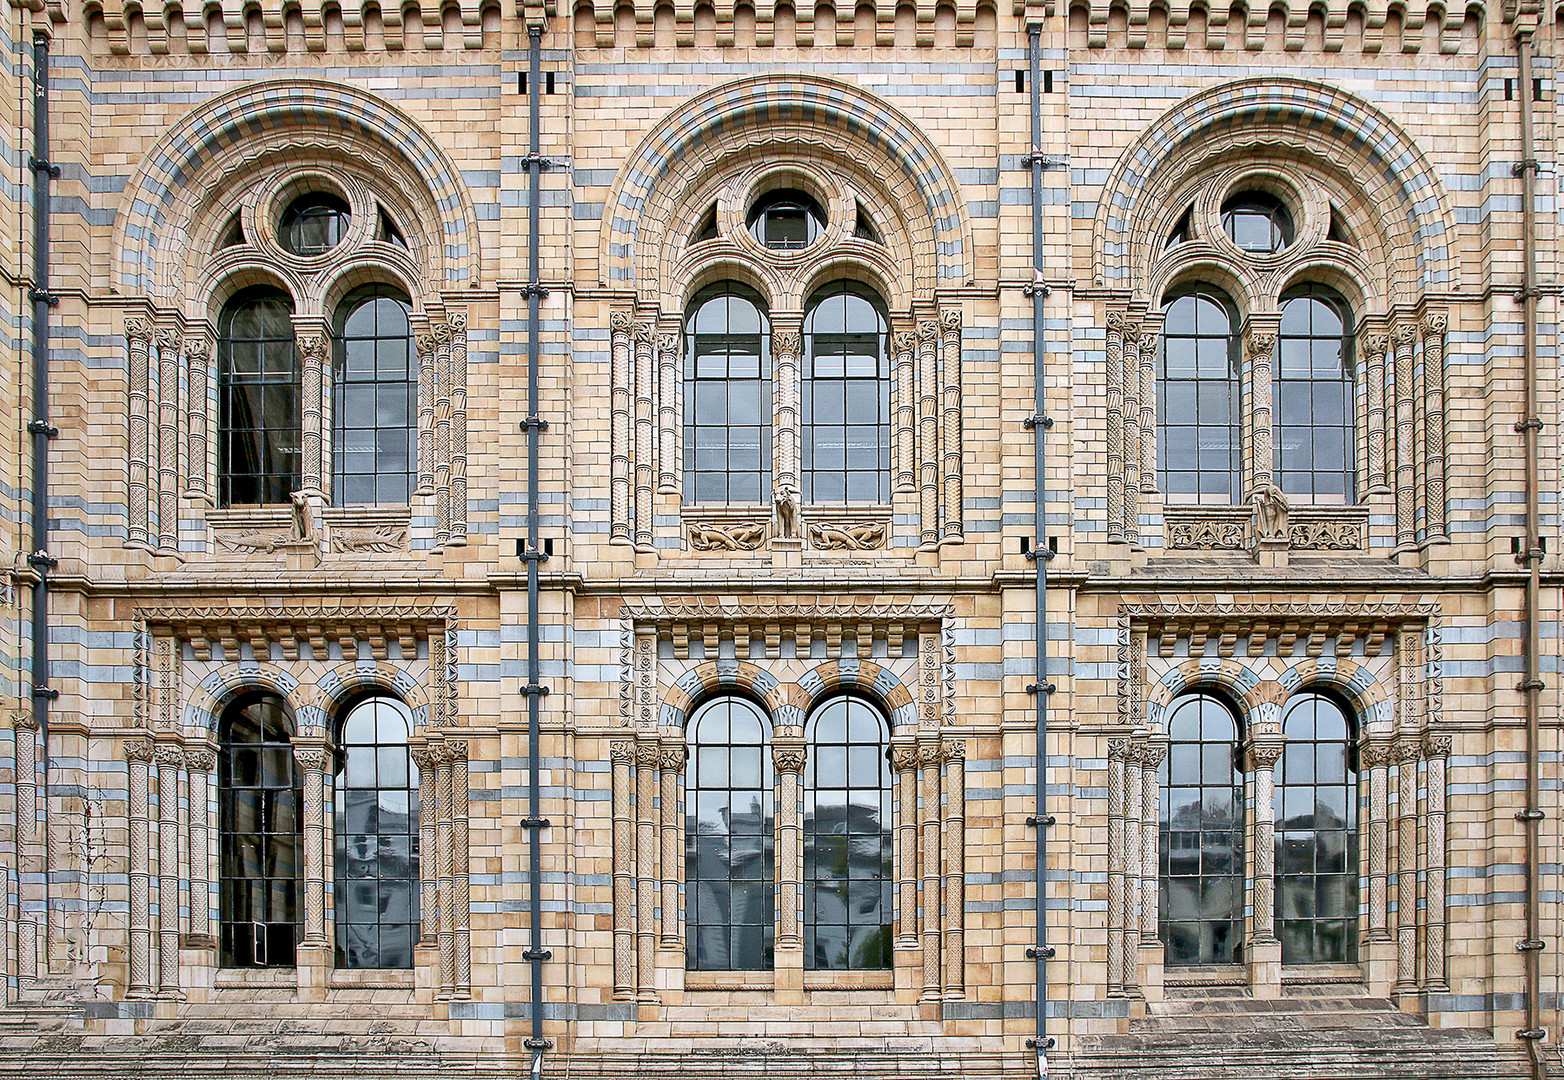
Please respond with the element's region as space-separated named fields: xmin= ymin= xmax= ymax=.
xmin=1288 ymin=519 xmax=1363 ymax=551
xmin=688 ymin=521 xmax=767 ymax=551
xmin=1168 ymin=518 xmax=1247 ymax=550
xmin=330 ymin=525 xmax=410 ymax=553
xmin=213 ymin=528 xmax=300 ymax=554
xmin=622 ymin=596 xmax=953 ymax=623
xmin=808 ymin=521 xmax=887 ymax=550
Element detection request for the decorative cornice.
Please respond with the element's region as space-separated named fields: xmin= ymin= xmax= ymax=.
xmin=622 ymin=596 xmax=952 ymax=624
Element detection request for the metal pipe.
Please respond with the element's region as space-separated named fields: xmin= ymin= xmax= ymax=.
xmin=521 ymin=21 xmax=553 ymax=1066
xmin=1512 ymin=26 xmax=1547 ymax=1080
xmin=1026 ymin=23 xmax=1055 ymax=1074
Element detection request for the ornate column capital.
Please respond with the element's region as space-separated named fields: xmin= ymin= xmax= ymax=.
xmin=894 ymin=330 xmax=918 ymax=355
xmin=917 ymin=741 xmax=944 ymax=768
xmin=292 ymin=743 xmax=333 ymax=773
xmin=889 ymin=744 xmax=919 ymax=773
xmin=153 ymin=744 xmax=185 ymax=768
xmin=1246 ymin=739 xmax=1284 ymax=770
xmin=1420 ymin=312 xmax=1448 ymax=337
xmin=609 ymin=740 xmax=636 ymax=766
xmin=446 ymin=310 xmax=467 ymax=334
xmin=445 ymin=739 xmax=469 ymax=762
xmin=13 ymin=711 xmax=39 ymax=732
xmin=125 ymin=738 xmax=156 ymax=764
xmin=941 ymin=739 xmax=966 ymax=763
xmin=1394 ymin=738 xmax=1423 ymax=764
xmin=772 ymin=329 xmax=801 ymax=355
xmin=125 ymin=316 xmax=154 ymax=343
xmin=1138 ymin=741 xmax=1168 ymax=769
xmin=410 ymin=744 xmax=437 ymax=771
xmin=635 ymin=743 xmax=661 ymax=769
xmin=1422 ymin=733 xmax=1453 ymax=759
xmin=658 ymin=745 xmax=687 ymax=770
xmin=610 ymin=310 xmax=635 ymax=334
xmin=1359 ymin=742 xmax=1394 ymax=769
xmin=772 ymin=740 xmax=806 ymax=774
xmin=1391 ymin=322 xmax=1419 ymax=347
xmin=184 ymin=747 xmax=216 ymax=771
xmin=917 ymin=318 xmax=939 ymax=345
xmin=1360 ymin=332 xmax=1390 ymax=359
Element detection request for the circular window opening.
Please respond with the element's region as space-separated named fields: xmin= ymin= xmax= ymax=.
xmin=279 ymin=193 xmax=351 ymax=257
xmin=1221 ymin=192 xmax=1294 ymax=255
xmin=747 ymin=189 xmax=826 ymax=251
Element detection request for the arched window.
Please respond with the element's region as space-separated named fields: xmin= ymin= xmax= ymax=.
xmin=1159 ymin=691 xmax=1244 ymax=965
xmin=1221 ymin=192 xmax=1294 ymax=255
xmin=334 ymin=697 xmax=419 ymax=970
xmin=1275 ymin=287 xmax=1356 ymax=504
xmin=1276 ymin=692 xmax=1358 ymax=964
xmin=804 ymin=696 xmax=892 ymax=970
xmin=218 ymin=693 xmax=301 ymax=968
xmin=685 ymin=284 xmax=771 ymax=505
xmin=218 ymin=287 xmax=299 ymax=506
xmin=686 ymin=696 xmax=774 ymax=970
xmin=333 ymin=285 xmax=416 ymax=505
xmin=1158 ymin=290 xmax=1240 ymax=505
xmin=803 ymin=282 xmax=891 ymax=505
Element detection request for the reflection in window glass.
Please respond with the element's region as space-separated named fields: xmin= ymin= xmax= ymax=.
xmin=1221 ymin=193 xmax=1294 ymax=255
xmin=219 ymin=694 xmax=301 ymax=968
xmin=334 ymin=697 xmax=419 ymax=970
xmin=684 ymin=284 xmax=772 ymax=505
xmin=333 ymin=285 xmax=416 ymax=506
xmin=1158 ymin=290 xmax=1241 ymax=505
xmin=279 ymin=193 xmax=351 ymax=256
xmin=1159 ymin=692 xmax=1244 ymax=965
xmin=1275 ymin=287 xmax=1356 ymax=505
xmin=218 ymin=287 xmax=300 ymax=506
xmin=746 ymin=189 xmax=826 ymax=250
xmin=803 ymin=282 xmax=891 ymax=504
xmin=686 ymin=697 xmax=774 ymax=970
xmin=804 ymin=697 xmax=892 ymax=970
xmin=1276 ymin=693 xmax=1358 ymax=964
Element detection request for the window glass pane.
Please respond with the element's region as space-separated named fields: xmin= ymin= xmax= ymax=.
xmin=219 ymin=694 xmax=300 ymax=968
xmin=685 ymin=285 xmax=771 ymax=507
xmin=334 ymin=697 xmax=418 ymax=970
xmin=333 ymin=286 xmax=415 ymax=507
xmin=1275 ymin=693 xmax=1358 ymax=964
xmin=1159 ymin=291 xmax=1240 ymax=505
xmin=1275 ymin=288 xmax=1356 ymax=505
xmin=804 ymin=282 xmax=889 ymax=508
xmin=218 ymin=289 xmax=298 ymax=507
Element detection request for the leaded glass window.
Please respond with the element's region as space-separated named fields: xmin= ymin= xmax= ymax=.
xmin=1276 ymin=692 xmax=1358 ymax=964
xmin=686 ymin=696 xmax=774 ymax=971
xmin=333 ymin=285 xmax=416 ymax=506
xmin=218 ymin=287 xmax=300 ymax=506
xmin=804 ymin=697 xmax=892 ymax=970
xmin=684 ymin=284 xmax=772 ymax=505
xmin=218 ymin=693 xmax=301 ymax=968
xmin=1158 ymin=290 xmax=1241 ymax=505
xmin=1159 ymin=691 xmax=1245 ymax=965
xmin=334 ymin=697 xmax=419 ymax=970
xmin=803 ymin=282 xmax=891 ymax=505
xmin=1275 ymin=287 xmax=1356 ymax=504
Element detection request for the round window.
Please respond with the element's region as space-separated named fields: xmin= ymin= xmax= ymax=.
xmin=1220 ymin=192 xmax=1294 ymax=255
xmin=746 ymin=189 xmax=826 ymax=251
xmin=279 ymin=193 xmax=351 ymax=257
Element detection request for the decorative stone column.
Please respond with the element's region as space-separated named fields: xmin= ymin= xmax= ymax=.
xmin=1246 ymin=736 xmax=1284 ymax=998
xmin=1139 ymin=741 xmax=1167 ymax=998
xmin=635 ymin=741 xmax=659 ymax=1003
xmin=15 ymin=714 xmax=40 ymax=986
xmin=610 ymin=740 xmax=635 ymax=999
xmin=293 ymin=741 xmax=332 ymax=1000
xmin=126 ymin=318 xmax=153 ymax=548
xmin=772 ymin=325 xmax=802 ymax=509
xmin=1392 ymin=323 xmax=1418 ymax=550
xmin=1361 ymin=332 xmax=1390 ymax=494
xmin=126 ymin=738 xmax=156 ymax=998
xmin=941 ymin=739 xmax=965 ymax=999
xmin=450 ymin=741 xmax=471 ymax=998
xmin=633 ymin=323 xmax=655 ymax=551
xmin=411 ymin=745 xmax=439 ymax=947
xmin=1394 ymin=737 xmax=1421 ymax=994
xmin=155 ymin=328 xmax=181 ymax=552
xmin=1106 ymin=738 xmax=1126 ymax=996
xmin=773 ymin=738 xmax=806 ymax=1003
xmin=416 ymin=330 xmax=437 ymax=495
xmin=1420 ymin=314 xmax=1449 ymax=542
xmin=609 ymin=312 xmax=634 ymax=543
xmin=435 ymin=743 xmax=457 ymax=999
xmin=891 ymin=741 xmax=920 ymax=997
xmin=448 ymin=312 xmax=469 ymax=543
xmin=1422 ymin=734 xmax=1451 ymax=992
xmin=1245 ymin=326 xmax=1278 ymax=495
xmin=433 ymin=321 xmax=453 ymax=545
xmin=938 ymin=309 xmax=963 ymax=542
xmin=296 ymin=330 xmax=328 ymax=496
xmin=658 ymin=744 xmax=686 ymax=950
xmin=918 ymin=740 xmax=943 ymax=1003
xmin=155 ymin=744 xmax=184 ymax=997
xmin=186 ymin=335 xmax=211 ymax=502
xmin=917 ymin=320 xmax=940 ymax=546
xmin=1138 ymin=326 xmax=1159 ymax=496
xmin=1122 ymin=744 xmax=1143 ymax=996
xmin=185 ymin=747 xmax=216 ymax=947
xmin=1104 ymin=313 xmax=1129 ymax=543
xmin=1120 ymin=325 xmax=1141 ymax=541
xmin=656 ymin=332 xmax=679 ymax=493
xmin=894 ymin=330 xmax=916 ymax=493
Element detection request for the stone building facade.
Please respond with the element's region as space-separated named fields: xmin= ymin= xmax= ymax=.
xmin=0 ymin=0 xmax=1559 ymax=1075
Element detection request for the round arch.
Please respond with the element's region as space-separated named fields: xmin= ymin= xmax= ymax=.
xmin=1276 ymin=656 xmax=1393 ymax=732
xmin=186 ymin=661 xmax=307 ymax=735
xmin=795 ymin=658 xmax=917 ymax=731
xmin=1145 ymin=657 xmax=1280 ymax=733
xmin=317 ymin=661 xmax=433 ymax=734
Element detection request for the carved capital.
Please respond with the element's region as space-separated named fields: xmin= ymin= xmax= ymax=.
xmin=296 ymin=335 xmax=328 ymax=363
xmin=1423 ymin=733 xmax=1453 ymax=759
xmin=635 ymin=743 xmax=660 ymax=768
xmin=410 ymin=745 xmax=437 ymax=771
xmin=1394 ymin=739 xmax=1423 ymax=764
xmin=657 ymin=333 xmax=679 ymax=355
xmin=939 ymin=308 xmax=962 ymax=333
xmin=1105 ymin=310 xmax=1132 ymax=335
xmin=1138 ymin=332 xmax=1160 ymax=356
xmin=125 ymin=317 xmax=154 ymax=344
xmin=610 ymin=310 xmax=634 ymax=334
xmin=632 ymin=321 xmax=653 ymax=344
xmin=184 ymin=748 xmax=216 ymax=771
xmin=772 ymin=330 xmax=801 ymax=355
xmin=446 ymin=311 xmax=467 ymax=334
xmin=1359 ymin=743 xmax=1393 ymax=769
xmin=292 ymin=747 xmax=332 ymax=773
xmin=1421 ymin=312 xmax=1448 ymax=337
xmin=155 ymin=327 xmax=181 ymax=353
xmin=1359 ymin=333 xmax=1390 ymax=360
xmin=1107 ymin=737 xmax=1128 ymax=760
xmin=894 ymin=331 xmax=918 ymax=355
xmin=12 ymin=712 xmax=39 ymax=732
xmin=416 ymin=332 xmax=439 ymax=359
xmin=1246 ymin=330 xmax=1277 ymax=359
xmin=432 ymin=322 xmax=454 ymax=345
xmin=1139 ymin=742 xmax=1168 ymax=768
xmin=125 ymin=738 xmax=157 ymax=764
xmin=154 ymin=745 xmax=185 ymax=768
xmin=185 ymin=335 xmax=212 ymax=363
xmin=609 ymin=740 xmax=636 ymax=766
xmin=445 ymin=739 xmax=468 ymax=762
xmin=889 ymin=745 xmax=919 ymax=772
xmin=1391 ymin=323 xmax=1419 ymax=347
xmin=772 ymin=742 xmax=806 ymax=773
xmin=917 ymin=742 xmax=944 ymax=768
xmin=942 ymin=739 xmax=966 ymax=762
xmin=917 ymin=319 xmax=938 ymax=344
xmin=659 ymin=746 xmax=687 ymax=770
xmin=1247 ymin=741 xmax=1284 ymax=769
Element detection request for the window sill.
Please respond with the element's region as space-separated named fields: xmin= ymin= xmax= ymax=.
xmin=803 ymin=970 xmax=894 ymax=990
xmin=329 ymin=968 xmax=415 ymax=990
xmin=684 ymin=971 xmax=774 ymax=992
xmin=214 ymin=966 xmax=296 ymax=989
xmin=1282 ymin=962 xmax=1365 ymax=986
xmin=1163 ymin=964 xmax=1247 ymax=989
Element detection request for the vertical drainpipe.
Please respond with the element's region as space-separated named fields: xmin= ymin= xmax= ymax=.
xmin=1023 ymin=23 xmax=1057 ymax=1077
xmin=1512 ymin=25 xmax=1548 ymax=1080
xmin=520 ymin=22 xmax=554 ymax=1078
xmin=27 ymin=27 xmax=60 ymax=967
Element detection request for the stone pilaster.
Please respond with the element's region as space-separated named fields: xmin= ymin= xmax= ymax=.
xmin=126 ymin=738 xmax=155 ymax=998
xmin=296 ymin=331 xmax=328 ymax=495
xmin=918 ymin=740 xmax=942 ymax=1002
xmin=1392 ymin=322 xmax=1418 ymax=550
xmin=1106 ymin=738 xmax=1126 ymax=996
xmin=658 ymin=744 xmax=685 ymax=950
xmin=433 ymin=320 xmax=453 ymax=545
xmin=891 ymin=743 xmax=920 ymax=963
xmin=1138 ymin=740 xmax=1166 ymax=999
xmin=1361 ymin=332 xmax=1390 ymax=494
xmin=435 ymin=743 xmax=456 ymax=998
xmin=772 ymin=325 xmax=802 ymax=507
xmin=941 ymin=739 xmax=965 ymax=999
xmin=1138 ymin=326 xmax=1159 ymax=495
xmin=410 ymin=745 xmax=439 ymax=946
xmin=448 ymin=312 xmax=469 ymax=543
xmin=126 ymin=318 xmax=153 ymax=547
xmin=1422 ymin=733 xmax=1451 ymax=991
xmin=938 ymin=308 xmax=962 ymax=542
xmin=1245 ymin=325 xmax=1278 ymax=494
xmin=185 ymin=334 xmax=211 ymax=501
xmin=773 ymin=738 xmax=806 ymax=1003
xmin=1122 ymin=744 xmax=1143 ymax=995
xmin=1247 ymin=736 xmax=1284 ymax=998
xmin=1394 ymin=737 xmax=1421 ymax=995
xmin=416 ymin=330 xmax=437 ymax=495
xmin=1104 ymin=313 xmax=1128 ymax=543
xmin=450 ymin=741 xmax=471 ymax=998
xmin=656 ymin=331 xmax=679 ymax=493
xmin=155 ymin=744 xmax=184 ymax=997
xmin=155 ymin=327 xmax=181 ymax=552
xmin=1120 ymin=325 xmax=1141 ymax=540
xmin=610 ymin=740 xmax=635 ymax=999
xmin=917 ymin=320 xmax=939 ymax=547
xmin=609 ymin=312 xmax=633 ymax=543
xmin=635 ymin=741 xmax=659 ymax=1002
xmin=893 ymin=330 xmax=916 ymax=493
xmin=1420 ymin=313 xmax=1448 ymax=542
xmin=185 ymin=747 xmax=215 ymax=946
xmin=633 ymin=322 xmax=655 ymax=551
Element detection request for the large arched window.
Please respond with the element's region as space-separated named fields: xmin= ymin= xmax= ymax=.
xmin=334 ymin=697 xmax=419 ymax=970
xmin=802 ymin=282 xmax=891 ymax=505
xmin=685 ymin=284 xmax=771 ymax=505
xmin=1158 ymin=289 xmax=1241 ymax=505
xmin=1275 ymin=286 xmax=1356 ymax=504
xmin=1276 ymin=692 xmax=1358 ymax=964
xmin=218 ymin=693 xmax=301 ymax=968
xmin=1159 ymin=691 xmax=1244 ymax=965
xmin=218 ymin=287 xmax=300 ymax=506
xmin=803 ymin=696 xmax=892 ymax=970
xmin=686 ymin=696 xmax=774 ymax=970
xmin=333 ymin=286 xmax=416 ymax=506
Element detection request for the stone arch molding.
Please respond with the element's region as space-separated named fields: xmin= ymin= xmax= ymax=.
xmin=114 ymin=79 xmax=481 ymax=306
xmin=598 ymin=73 xmax=975 ymax=300
xmin=183 ymin=658 xmax=434 ymax=738
xmin=1094 ymin=76 xmax=1458 ymax=303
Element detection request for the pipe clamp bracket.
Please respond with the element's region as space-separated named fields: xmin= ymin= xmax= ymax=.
xmin=519 ymin=417 xmax=550 ymax=431
xmin=1517 ymin=808 xmax=1545 ymax=821
xmin=520 ymin=683 xmax=550 ymax=696
xmin=32 ymin=685 xmax=57 ymax=700
xmin=1513 ymin=158 xmax=1542 ymax=176
xmin=524 ymin=1037 xmax=553 ymax=1050
xmin=520 ymin=283 xmax=550 ymax=299
xmin=1022 ymin=414 xmax=1054 ymax=430
xmin=1518 ymin=679 xmax=1546 ymax=692
xmin=28 ymin=155 xmax=58 ymax=179
xmin=1025 ymin=1037 xmax=1056 ymax=1050
xmin=1027 ymin=815 xmax=1056 ymax=827
xmin=1026 ymin=682 xmax=1057 ymax=695
xmin=1025 ymin=946 xmax=1056 ymax=959
xmin=29 ymin=288 xmax=57 ymax=307
xmin=521 ymin=947 xmax=553 ymax=960
xmin=520 ymin=817 xmax=551 ymax=829
xmin=1517 ymin=938 xmax=1547 ymax=951
xmin=1518 ymin=1029 xmax=1547 ymax=1040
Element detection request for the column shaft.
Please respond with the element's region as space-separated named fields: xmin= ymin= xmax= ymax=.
xmin=942 ymin=741 xmax=965 ymax=998
xmin=635 ymin=742 xmax=659 ymax=1000
xmin=918 ymin=742 xmax=942 ymax=1000
xmin=610 ymin=741 xmax=635 ymax=999
xmin=451 ymin=743 xmax=471 ymax=997
xmin=1122 ymin=750 xmax=1143 ymax=993
xmin=1106 ymin=742 xmax=1125 ymax=995
xmin=658 ymin=745 xmax=685 ymax=949
xmin=126 ymin=740 xmax=155 ymax=997
xmin=156 ymin=746 xmax=183 ymax=996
